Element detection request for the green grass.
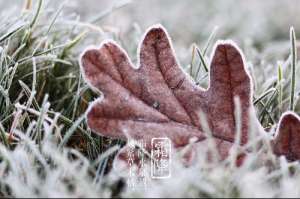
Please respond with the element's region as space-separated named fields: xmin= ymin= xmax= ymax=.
xmin=0 ymin=0 xmax=106 ymax=158
xmin=289 ymin=27 xmax=297 ymax=111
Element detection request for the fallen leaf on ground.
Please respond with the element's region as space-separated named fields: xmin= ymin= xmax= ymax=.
xmin=273 ymin=112 xmax=300 ymax=161
xmin=80 ymin=24 xmax=256 ymax=163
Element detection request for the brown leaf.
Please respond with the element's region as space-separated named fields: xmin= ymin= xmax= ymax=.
xmin=273 ymin=112 xmax=300 ymax=161
xmin=80 ymin=25 xmax=254 ymax=159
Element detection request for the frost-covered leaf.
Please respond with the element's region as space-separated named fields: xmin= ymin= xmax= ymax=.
xmin=273 ymin=112 xmax=300 ymax=161
xmin=80 ymin=25 xmax=254 ymax=159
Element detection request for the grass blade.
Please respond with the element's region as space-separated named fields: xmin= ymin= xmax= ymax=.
xmin=30 ymin=0 xmax=43 ymax=28
xmin=277 ymin=62 xmax=283 ymax=113
xmin=59 ymin=114 xmax=85 ymax=149
xmin=289 ymin=27 xmax=297 ymax=111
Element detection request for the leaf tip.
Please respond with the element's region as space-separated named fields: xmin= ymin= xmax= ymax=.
xmin=140 ymin=23 xmax=170 ymax=42
xmin=274 ymin=111 xmax=300 ymax=161
xmin=213 ymin=40 xmax=242 ymax=53
xmin=79 ymin=39 xmax=130 ymax=91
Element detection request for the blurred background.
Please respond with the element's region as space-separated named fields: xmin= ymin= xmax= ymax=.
xmin=2 ymin=0 xmax=300 ymax=47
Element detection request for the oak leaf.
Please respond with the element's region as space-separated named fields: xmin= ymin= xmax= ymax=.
xmin=80 ymin=25 xmax=254 ymax=160
xmin=273 ymin=112 xmax=300 ymax=161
